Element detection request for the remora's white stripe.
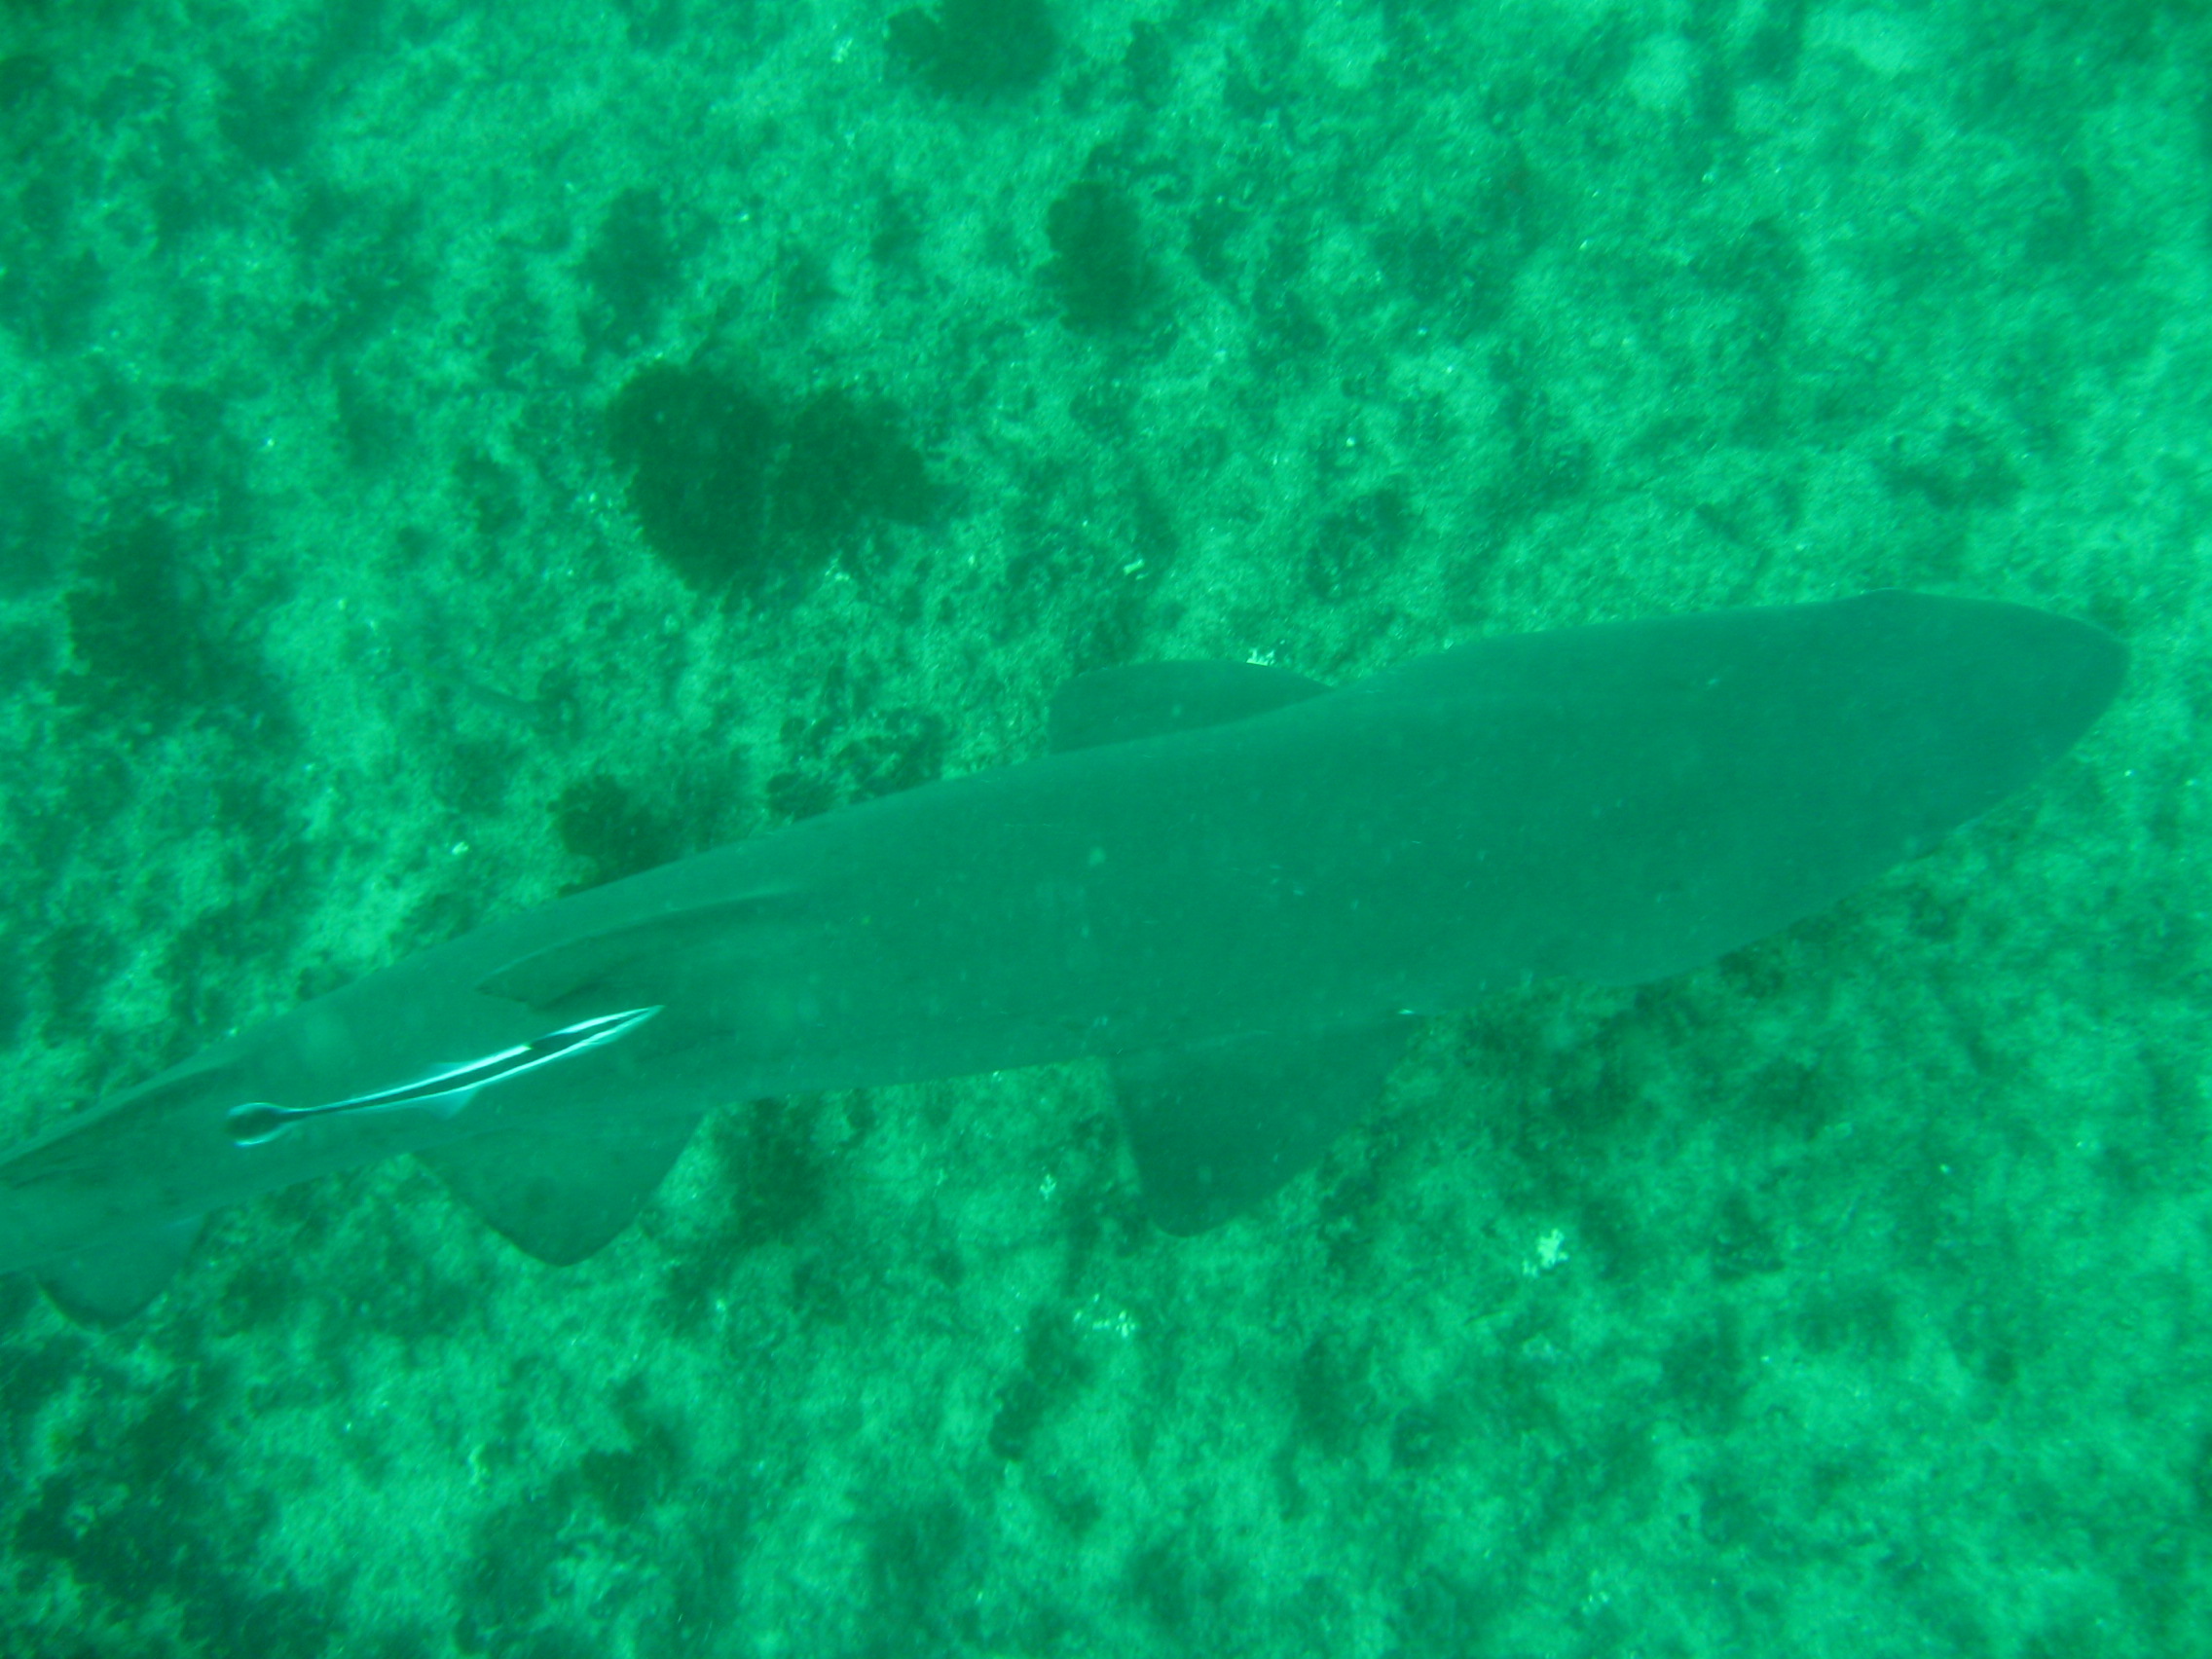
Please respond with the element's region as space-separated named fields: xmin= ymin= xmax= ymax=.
xmin=226 ymin=1007 xmax=662 ymax=1147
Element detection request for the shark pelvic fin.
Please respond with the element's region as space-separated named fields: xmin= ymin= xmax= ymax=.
xmin=417 ymin=1113 xmax=703 ymax=1265
xmin=1110 ymin=1016 xmax=1422 ymax=1235
xmin=35 ymin=1215 xmax=204 ymax=1326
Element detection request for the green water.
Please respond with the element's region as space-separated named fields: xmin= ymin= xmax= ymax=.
xmin=0 ymin=0 xmax=2202 ymax=1653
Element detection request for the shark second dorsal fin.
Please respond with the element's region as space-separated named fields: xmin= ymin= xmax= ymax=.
xmin=1109 ymin=1016 xmax=1422 ymax=1234
xmin=1047 ymin=660 xmax=1329 ymax=754
xmin=417 ymin=1112 xmax=703 ymax=1266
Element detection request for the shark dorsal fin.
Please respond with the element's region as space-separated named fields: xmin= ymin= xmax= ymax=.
xmin=1047 ymin=660 xmax=1328 ymax=754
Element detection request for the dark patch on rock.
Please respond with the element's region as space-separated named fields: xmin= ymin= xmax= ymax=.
xmin=864 ymin=1494 xmax=983 ymax=1646
xmin=608 ymin=364 xmax=781 ymax=594
xmin=1305 ymin=486 xmax=1414 ymax=602
xmin=1045 ymin=180 xmax=1160 ymax=334
xmin=0 ymin=437 xmax=71 ymax=596
xmin=61 ymin=517 xmax=237 ymax=723
xmin=12 ymin=1372 xmax=333 ymax=1658
xmin=779 ymin=388 xmax=937 ymax=538
xmin=767 ymin=703 xmax=948 ymax=824
xmin=658 ymin=1099 xmax=834 ymax=1327
xmin=607 ymin=365 xmax=935 ymax=599
xmin=887 ymin=0 xmax=1057 ymax=100
xmin=458 ymin=1494 xmax=573 ymax=1653
xmin=552 ymin=773 xmax=686 ymax=888
xmin=1883 ymin=421 xmax=2022 ymax=511
xmin=1659 ymin=1310 xmax=1750 ymax=1432
xmin=1291 ymin=1333 xmax=1372 ymax=1458
xmin=40 ymin=921 xmax=118 ymax=1038
xmin=988 ymin=1308 xmax=1093 ymax=1461
xmin=583 ymin=188 xmax=683 ymax=353
xmin=453 ymin=446 xmax=523 ymax=541
xmin=576 ymin=1389 xmax=687 ymax=1531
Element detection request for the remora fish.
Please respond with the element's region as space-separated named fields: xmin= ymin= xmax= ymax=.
xmin=0 ymin=592 xmax=2124 ymax=1322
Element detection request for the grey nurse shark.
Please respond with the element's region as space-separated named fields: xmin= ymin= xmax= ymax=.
xmin=0 ymin=592 xmax=2125 ymax=1323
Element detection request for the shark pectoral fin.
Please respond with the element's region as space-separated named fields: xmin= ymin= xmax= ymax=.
xmin=35 ymin=1215 xmax=204 ymax=1326
xmin=476 ymin=890 xmax=798 ymax=1011
xmin=417 ymin=1113 xmax=703 ymax=1266
xmin=1109 ymin=1016 xmax=1423 ymax=1235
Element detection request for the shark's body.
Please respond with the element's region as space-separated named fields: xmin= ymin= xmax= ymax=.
xmin=0 ymin=592 xmax=2125 ymax=1320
